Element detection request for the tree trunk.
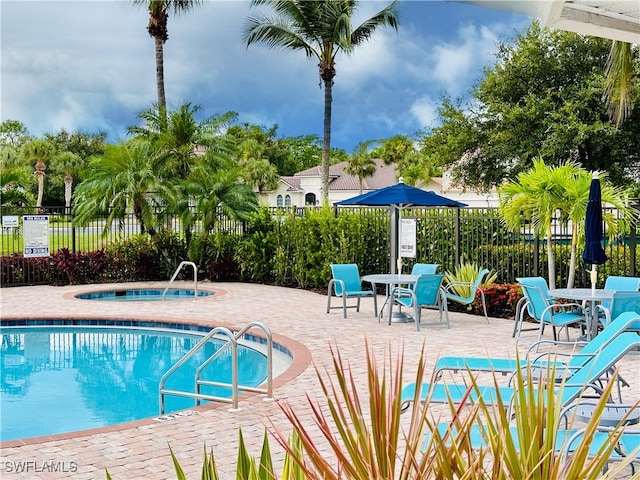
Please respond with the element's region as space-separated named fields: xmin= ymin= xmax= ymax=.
xmin=35 ymin=160 xmax=46 ymax=209
xmin=64 ymin=174 xmax=73 ymax=215
xmin=546 ymin=226 xmax=556 ymax=289
xmin=567 ymin=221 xmax=579 ymax=288
xmin=321 ymin=78 xmax=332 ymax=206
xmin=155 ymin=36 xmax=166 ymax=113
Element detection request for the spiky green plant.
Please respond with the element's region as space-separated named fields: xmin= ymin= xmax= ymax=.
xmin=444 ymin=262 xmax=497 ymax=298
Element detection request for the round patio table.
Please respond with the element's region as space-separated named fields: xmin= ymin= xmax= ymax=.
xmin=548 ymin=288 xmax=614 ymax=340
xmin=362 ymin=274 xmax=418 ymax=323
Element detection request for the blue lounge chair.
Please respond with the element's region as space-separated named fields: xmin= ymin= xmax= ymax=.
xmin=326 ymin=263 xmax=377 ymax=318
xmin=401 ymin=332 xmax=640 ymax=412
xmin=443 ymin=268 xmax=490 ymax=323
xmin=518 ymin=279 xmax=588 ymax=342
xmin=433 ymin=311 xmax=640 ymax=381
xmin=387 ymin=274 xmax=449 ymax=330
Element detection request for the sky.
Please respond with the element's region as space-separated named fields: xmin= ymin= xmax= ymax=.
xmin=0 ymin=1 xmax=531 ymax=153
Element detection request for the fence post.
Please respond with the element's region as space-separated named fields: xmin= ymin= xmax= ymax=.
xmin=533 ymin=236 xmax=540 ymax=277
xmin=630 ymin=199 xmax=638 ymax=277
xmin=454 ymin=208 xmax=461 ymax=266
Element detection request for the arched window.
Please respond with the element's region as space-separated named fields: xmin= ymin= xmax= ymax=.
xmin=284 ymin=195 xmax=292 ymax=207
xmin=305 ymin=192 xmax=316 ymax=205
xmin=276 ymin=194 xmax=283 ymax=207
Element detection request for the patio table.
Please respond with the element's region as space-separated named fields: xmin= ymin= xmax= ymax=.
xmin=362 ymin=274 xmax=418 ymax=323
xmin=548 ymin=288 xmax=614 ymax=340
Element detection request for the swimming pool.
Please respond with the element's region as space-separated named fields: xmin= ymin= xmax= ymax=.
xmin=0 ymin=320 xmax=280 ymax=442
xmin=74 ymin=288 xmax=214 ymax=301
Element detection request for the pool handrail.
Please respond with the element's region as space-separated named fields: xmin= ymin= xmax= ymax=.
xmin=162 ymin=261 xmax=198 ymax=300
xmin=158 ymin=322 xmax=274 ymax=413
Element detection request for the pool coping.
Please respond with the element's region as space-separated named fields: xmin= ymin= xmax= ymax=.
xmin=62 ymin=285 xmax=226 ymax=302
xmin=0 ymin=313 xmax=312 ymax=448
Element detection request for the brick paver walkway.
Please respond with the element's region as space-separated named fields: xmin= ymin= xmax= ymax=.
xmin=1 ymin=281 xmax=638 ymax=479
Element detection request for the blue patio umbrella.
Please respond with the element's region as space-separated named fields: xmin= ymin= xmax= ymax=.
xmin=582 ymin=172 xmax=607 ymax=292
xmin=336 ymin=180 xmax=466 ymax=273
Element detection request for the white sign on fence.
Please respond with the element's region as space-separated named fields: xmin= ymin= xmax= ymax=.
xmin=400 ymin=217 xmax=417 ymax=258
xmin=2 ymin=215 xmax=19 ymax=228
xmin=23 ymin=215 xmax=50 ymax=258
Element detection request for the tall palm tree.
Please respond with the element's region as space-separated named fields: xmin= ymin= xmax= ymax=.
xmin=132 ymin=1 xmax=202 ymax=115
xmin=52 ymin=151 xmax=83 ymax=214
xmin=603 ymin=41 xmax=636 ymax=128
xmin=244 ymin=0 xmax=399 ymax=205
xmin=345 ymin=141 xmax=377 ymax=194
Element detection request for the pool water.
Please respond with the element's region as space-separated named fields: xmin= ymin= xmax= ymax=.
xmin=0 ymin=326 xmax=267 ymax=441
xmin=75 ymin=288 xmax=214 ymax=301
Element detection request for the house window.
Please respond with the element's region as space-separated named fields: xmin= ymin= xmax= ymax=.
xmin=285 ymin=195 xmax=291 ymax=207
xmin=305 ymin=193 xmax=316 ymax=205
xmin=276 ymin=195 xmax=283 ymax=207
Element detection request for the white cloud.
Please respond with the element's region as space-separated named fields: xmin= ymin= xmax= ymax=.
xmin=410 ymin=96 xmax=439 ymax=128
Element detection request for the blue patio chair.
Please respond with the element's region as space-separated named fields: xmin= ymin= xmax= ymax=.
xmin=513 ymin=276 xmax=553 ymax=338
xmin=400 ymin=331 xmax=640 ymax=414
xmin=443 ymin=268 xmax=490 ymax=323
xmin=596 ymin=290 xmax=640 ymax=328
xmin=518 ymin=279 xmax=588 ymax=342
xmin=387 ymin=274 xmax=449 ymax=331
xmin=411 ymin=263 xmax=439 ymax=275
xmin=433 ymin=311 xmax=640 ymax=381
xmin=326 ymin=263 xmax=377 ymax=319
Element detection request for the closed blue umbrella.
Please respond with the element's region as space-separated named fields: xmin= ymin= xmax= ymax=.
xmin=582 ymin=172 xmax=607 ymax=292
xmin=336 ymin=180 xmax=466 ymax=273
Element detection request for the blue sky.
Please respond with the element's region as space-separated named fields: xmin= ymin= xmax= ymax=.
xmin=0 ymin=1 xmax=531 ymax=152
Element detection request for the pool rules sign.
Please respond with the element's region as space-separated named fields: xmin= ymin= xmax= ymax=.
xmin=23 ymin=215 xmax=50 ymax=258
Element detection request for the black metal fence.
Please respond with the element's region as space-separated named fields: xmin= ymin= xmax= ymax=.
xmin=1 ymin=204 xmax=637 ymax=287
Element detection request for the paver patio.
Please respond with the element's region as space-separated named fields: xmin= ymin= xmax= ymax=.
xmin=0 ymin=281 xmax=638 ymax=479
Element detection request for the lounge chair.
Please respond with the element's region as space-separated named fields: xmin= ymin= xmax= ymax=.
xmin=433 ymin=311 xmax=640 ymax=381
xmin=400 ymin=331 xmax=640 ymax=413
xmin=387 ymin=274 xmax=449 ymax=330
xmin=518 ymin=279 xmax=588 ymax=342
xmin=326 ymin=263 xmax=377 ymax=318
xmin=443 ymin=268 xmax=490 ymax=323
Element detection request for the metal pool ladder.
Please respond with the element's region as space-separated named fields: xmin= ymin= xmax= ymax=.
xmin=162 ymin=261 xmax=198 ymax=300
xmin=158 ymin=322 xmax=274 ymax=413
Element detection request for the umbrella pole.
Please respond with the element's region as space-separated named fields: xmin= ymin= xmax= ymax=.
xmin=390 ymin=206 xmax=399 ymax=274
xmin=590 ymin=264 xmax=597 ymax=294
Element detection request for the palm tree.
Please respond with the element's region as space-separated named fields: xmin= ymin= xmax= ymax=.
xmin=132 ymin=1 xmax=202 ymax=114
xmin=244 ymin=0 xmax=399 ymax=205
xmin=345 ymin=141 xmax=377 ymax=194
xmin=603 ymin=41 xmax=636 ymax=128
xmin=178 ymin=151 xmax=258 ymax=266
xmin=73 ymin=140 xmax=163 ymax=238
xmin=21 ymin=139 xmax=54 ymax=209
xmin=499 ymin=158 xmax=638 ymax=289
xmin=51 ymin=151 xmax=83 ymax=214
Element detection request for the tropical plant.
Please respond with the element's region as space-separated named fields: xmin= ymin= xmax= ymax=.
xmin=51 ymin=151 xmax=83 ymax=213
xmin=444 ymin=261 xmax=497 ymax=298
xmin=20 ymin=139 xmax=55 ymax=208
xmin=345 ymin=141 xmax=377 ymax=194
xmin=73 ymin=139 xmax=163 ymax=238
xmin=0 ymin=165 xmax=34 ymax=207
xmin=173 ymin=151 xmax=259 ymax=266
xmin=128 ymin=103 xmax=236 ymax=180
xmin=106 ymin=342 xmax=638 ymax=479
xmin=499 ymin=158 xmax=638 ymax=288
xmin=244 ymin=0 xmax=400 ymax=205
xmin=604 ymin=41 xmax=636 ymax=128
xmin=131 ymin=0 xmax=203 ymax=114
